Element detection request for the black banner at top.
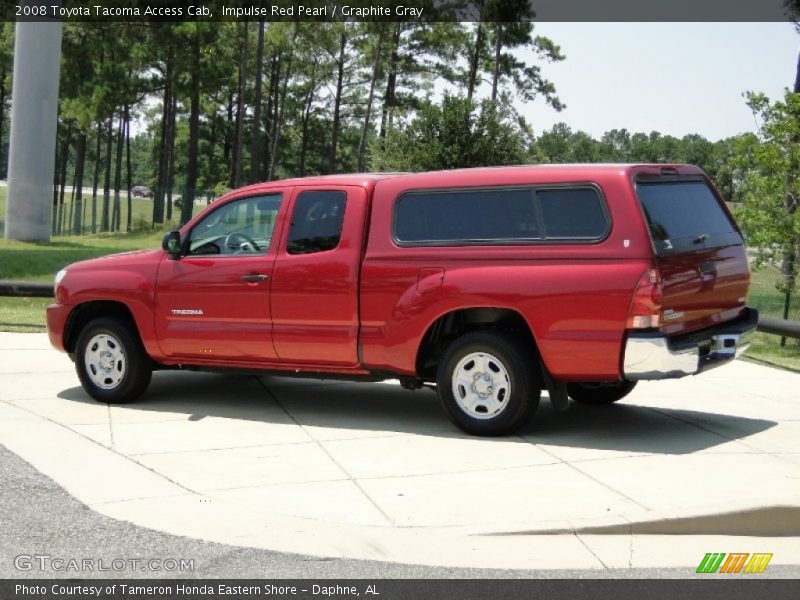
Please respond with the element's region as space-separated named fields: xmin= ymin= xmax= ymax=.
xmin=5 ymin=0 xmax=797 ymax=22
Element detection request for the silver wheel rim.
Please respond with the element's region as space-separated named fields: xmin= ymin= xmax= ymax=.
xmin=84 ymin=333 xmax=127 ymax=390
xmin=451 ymin=351 xmax=511 ymax=420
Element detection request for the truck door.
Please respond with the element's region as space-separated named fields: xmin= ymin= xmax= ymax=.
xmin=270 ymin=186 xmax=367 ymax=366
xmin=155 ymin=191 xmax=286 ymax=361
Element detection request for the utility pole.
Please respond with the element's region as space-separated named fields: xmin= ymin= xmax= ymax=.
xmin=4 ymin=18 xmax=62 ymax=242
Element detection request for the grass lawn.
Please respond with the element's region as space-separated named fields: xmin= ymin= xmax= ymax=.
xmin=0 ymin=231 xmax=166 ymax=332
xmin=741 ymin=265 xmax=800 ymax=372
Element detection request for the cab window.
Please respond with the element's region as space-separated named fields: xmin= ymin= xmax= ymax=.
xmin=286 ymin=190 xmax=346 ymax=255
xmin=188 ymin=194 xmax=282 ymax=256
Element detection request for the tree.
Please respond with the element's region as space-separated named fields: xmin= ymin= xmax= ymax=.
xmin=21 ymin=20 xmax=574 ymax=234
xmin=735 ymin=89 xmax=800 ymax=340
xmin=0 ymin=23 xmax=13 ymax=178
xmin=599 ymin=129 xmax=631 ymax=162
xmin=463 ymin=1 xmax=564 ymax=110
xmin=249 ymin=20 xmax=265 ymax=184
xmin=230 ymin=20 xmax=249 ymax=189
xmin=377 ymin=94 xmax=531 ymax=171
xmin=378 ymin=23 xmax=464 ymax=147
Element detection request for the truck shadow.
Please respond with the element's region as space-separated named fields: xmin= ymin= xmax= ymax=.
xmin=56 ymin=370 xmax=777 ymax=455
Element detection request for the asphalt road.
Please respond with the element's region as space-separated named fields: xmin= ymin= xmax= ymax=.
xmin=1 ymin=445 xmax=798 ymax=580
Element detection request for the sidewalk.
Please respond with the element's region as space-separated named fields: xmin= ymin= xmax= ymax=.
xmin=0 ymin=333 xmax=798 ymax=570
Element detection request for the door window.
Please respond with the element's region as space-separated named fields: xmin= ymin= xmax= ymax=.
xmin=188 ymin=194 xmax=282 ymax=256
xmin=286 ymin=190 xmax=346 ymax=255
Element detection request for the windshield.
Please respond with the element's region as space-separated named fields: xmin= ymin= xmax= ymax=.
xmin=636 ymin=180 xmax=742 ymax=255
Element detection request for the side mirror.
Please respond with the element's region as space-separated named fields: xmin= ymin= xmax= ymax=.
xmin=162 ymin=231 xmax=182 ymax=259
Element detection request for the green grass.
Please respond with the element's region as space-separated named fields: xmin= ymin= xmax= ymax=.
xmin=0 ymin=182 xmax=172 ymax=332
xmin=0 ymin=297 xmax=51 ymax=332
xmin=0 ymin=185 xmax=198 ymax=333
xmin=741 ymin=265 xmax=800 ymax=372
xmin=0 ymin=232 xmax=166 ymax=281
xmin=0 ymin=232 xmax=167 ymax=332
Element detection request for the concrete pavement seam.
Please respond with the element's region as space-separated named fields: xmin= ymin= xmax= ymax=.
xmin=0 ymin=397 xmax=199 ymax=497
xmin=254 ymin=377 xmax=396 ymax=527
xmin=125 ymin=432 xmax=409 ymax=457
xmin=572 ymin=531 xmax=611 ymax=572
xmin=514 ymin=433 xmax=652 ymax=511
xmin=106 ymin=403 xmax=115 ymax=450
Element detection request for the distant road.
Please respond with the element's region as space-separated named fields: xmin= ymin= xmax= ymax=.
xmin=0 ymin=179 xmax=184 ymax=202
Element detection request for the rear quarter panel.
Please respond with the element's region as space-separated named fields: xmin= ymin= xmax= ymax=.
xmin=361 ymin=168 xmax=653 ymax=380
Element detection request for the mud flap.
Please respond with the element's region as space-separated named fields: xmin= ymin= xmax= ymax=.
xmin=541 ymin=365 xmax=570 ymax=412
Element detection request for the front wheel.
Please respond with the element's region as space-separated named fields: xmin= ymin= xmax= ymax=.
xmin=436 ymin=331 xmax=540 ymax=436
xmin=567 ymin=380 xmax=637 ymax=405
xmin=75 ymin=317 xmax=152 ymax=404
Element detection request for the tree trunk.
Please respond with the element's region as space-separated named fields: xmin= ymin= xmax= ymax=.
xmin=231 ymin=21 xmax=249 ymax=189
xmin=223 ymin=90 xmax=234 ymax=168
xmin=330 ymin=30 xmax=346 ymax=174
xmin=299 ymin=64 xmax=317 ymax=177
xmin=71 ymin=131 xmax=87 ymax=235
xmin=153 ymin=48 xmax=173 ymax=225
xmin=378 ymin=25 xmax=401 ymax=148
xmin=112 ymin=114 xmax=124 ymax=231
xmin=268 ymin=33 xmax=295 ymax=181
xmin=263 ymin=54 xmax=280 ymax=180
xmin=182 ymin=32 xmax=201 ymax=226
xmin=55 ymin=122 xmax=72 ymax=236
xmin=250 ymin=20 xmax=265 ymax=184
xmin=0 ymin=76 xmax=6 ymax=178
xmin=67 ymin=187 xmax=74 ymax=236
xmin=466 ymin=23 xmax=485 ymax=102
xmin=490 ymin=25 xmax=503 ymax=102
xmin=102 ymin=116 xmax=113 ymax=232
xmin=125 ymin=104 xmax=132 ymax=232
xmin=91 ymin=122 xmax=102 ymax=234
xmin=166 ymin=92 xmax=177 ymax=222
xmin=357 ymin=31 xmax=383 ymax=172
xmin=51 ymin=122 xmax=61 ymax=235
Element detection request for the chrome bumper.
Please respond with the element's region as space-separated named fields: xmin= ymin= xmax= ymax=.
xmin=623 ymin=309 xmax=758 ymax=381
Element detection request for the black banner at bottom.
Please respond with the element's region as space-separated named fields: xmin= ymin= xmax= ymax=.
xmin=2 ymin=579 xmax=800 ymax=600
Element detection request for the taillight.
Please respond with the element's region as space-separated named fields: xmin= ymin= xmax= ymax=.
xmin=626 ymin=268 xmax=662 ymax=329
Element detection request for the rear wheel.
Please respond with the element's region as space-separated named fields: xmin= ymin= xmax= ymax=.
xmin=75 ymin=317 xmax=152 ymax=404
xmin=437 ymin=331 xmax=540 ymax=436
xmin=567 ymin=380 xmax=637 ymax=405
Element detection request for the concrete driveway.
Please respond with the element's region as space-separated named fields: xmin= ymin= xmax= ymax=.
xmin=0 ymin=333 xmax=798 ymax=571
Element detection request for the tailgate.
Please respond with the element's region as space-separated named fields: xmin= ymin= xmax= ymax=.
xmin=635 ymin=178 xmax=749 ymax=335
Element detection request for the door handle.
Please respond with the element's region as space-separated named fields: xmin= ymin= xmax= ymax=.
xmin=241 ymin=273 xmax=269 ymax=283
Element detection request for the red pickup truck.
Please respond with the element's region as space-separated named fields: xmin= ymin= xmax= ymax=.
xmin=47 ymin=164 xmax=757 ymax=435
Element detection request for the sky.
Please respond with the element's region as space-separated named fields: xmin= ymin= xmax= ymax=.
xmin=515 ymin=22 xmax=798 ymax=141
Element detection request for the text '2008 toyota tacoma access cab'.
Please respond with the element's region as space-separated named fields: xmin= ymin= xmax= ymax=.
xmin=47 ymin=164 xmax=758 ymax=436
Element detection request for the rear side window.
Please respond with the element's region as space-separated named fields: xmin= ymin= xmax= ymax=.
xmin=538 ymin=189 xmax=608 ymax=239
xmin=394 ymin=186 xmax=608 ymax=245
xmin=287 ymin=190 xmax=346 ymax=255
xmin=636 ymin=180 xmax=742 ymax=255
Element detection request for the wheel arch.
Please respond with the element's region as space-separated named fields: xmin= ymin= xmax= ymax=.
xmin=415 ymin=307 xmax=540 ymax=379
xmin=64 ymin=300 xmax=142 ymax=355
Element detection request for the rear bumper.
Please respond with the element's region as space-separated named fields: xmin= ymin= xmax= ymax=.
xmin=623 ymin=308 xmax=758 ymax=381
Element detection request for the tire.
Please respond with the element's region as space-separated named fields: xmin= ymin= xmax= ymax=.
xmin=75 ymin=317 xmax=152 ymax=404
xmin=436 ymin=331 xmax=541 ymax=436
xmin=567 ymin=380 xmax=637 ymax=405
